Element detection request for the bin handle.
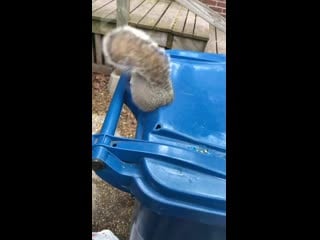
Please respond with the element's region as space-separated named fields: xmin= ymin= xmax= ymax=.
xmin=92 ymin=72 xmax=130 ymax=170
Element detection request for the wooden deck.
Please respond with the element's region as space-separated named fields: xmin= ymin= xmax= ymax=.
xmin=92 ymin=0 xmax=226 ymax=73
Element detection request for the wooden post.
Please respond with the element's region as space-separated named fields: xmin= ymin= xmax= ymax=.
xmin=116 ymin=0 xmax=130 ymax=27
xmin=112 ymin=1 xmax=130 ymax=86
xmin=175 ymin=0 xmax=226 ymax=33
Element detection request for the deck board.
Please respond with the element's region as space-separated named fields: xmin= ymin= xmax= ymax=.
xmin=93 ymin=0 xmax=117 ymax=18
xmin=106 ymin=0 xmax=145 ymax=22
xmin=216 ymin=28 xmax=226 ymax=53
xmin=156 ymin=1 xmax=181 ymax=32
xmin=171 ymin=6 xmax=188 ymax=34
xmin=194 ymin=15 xmax=209 ymax=40
xmin=172 ymin=36 xmax=205 ymax=51
xmin=183 ymin=10 xmax=195 ymax=37
xmin=92 ymin=0 xmax=225 ymax=44
xmin=92 ymin=0 xmax=114 ymax=12
xmin=204 ymin=25 xmax=217 ymax=53
xmin=138 ymin=0 xmax=171 ymax=29
xmin=130 ymin=0 xmax=158 ymax=25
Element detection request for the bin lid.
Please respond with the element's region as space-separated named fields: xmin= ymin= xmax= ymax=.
xmin=94 ymin=50 xmax=226 ymax=226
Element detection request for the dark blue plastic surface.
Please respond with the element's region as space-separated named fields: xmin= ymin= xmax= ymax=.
xmin=92 ymin=50 xmax=226 ymax=230
xmin=129 ymin=204 xmax=226 ymax=240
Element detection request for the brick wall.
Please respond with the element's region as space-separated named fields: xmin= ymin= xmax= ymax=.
xmin=199 ymin=0 xmax=226 ymax=17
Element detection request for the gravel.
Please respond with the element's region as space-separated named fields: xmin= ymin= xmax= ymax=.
xmin=92 ymin=73 xmax=137 ymax=240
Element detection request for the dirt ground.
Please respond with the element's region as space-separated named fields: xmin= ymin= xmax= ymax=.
xmin=92 ymin=72 xmax=137 ymax=240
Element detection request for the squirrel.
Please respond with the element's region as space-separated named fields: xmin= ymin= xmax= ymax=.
xmin=102 ymin=25 xmax=174 ymax=112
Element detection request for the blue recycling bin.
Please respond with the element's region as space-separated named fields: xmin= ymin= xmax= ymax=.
xmin=92 ymin=50 xmax=226 ymax=240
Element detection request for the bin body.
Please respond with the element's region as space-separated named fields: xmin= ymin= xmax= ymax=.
xmin=92 ymin=50 xmax=226 ymax=240
xmin=129 ymin=204 xmax=226 ymax=240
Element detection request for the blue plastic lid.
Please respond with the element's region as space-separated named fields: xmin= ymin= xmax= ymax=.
xmin=92 ymin=50 xmax=226 ymax=227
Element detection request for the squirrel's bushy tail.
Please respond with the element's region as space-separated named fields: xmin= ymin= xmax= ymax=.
xmin=102 ymin=26 xmax=174 ymax=112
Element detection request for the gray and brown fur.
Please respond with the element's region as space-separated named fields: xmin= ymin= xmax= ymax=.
xmin=102 ymin=26 xmax=174 ymax=112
